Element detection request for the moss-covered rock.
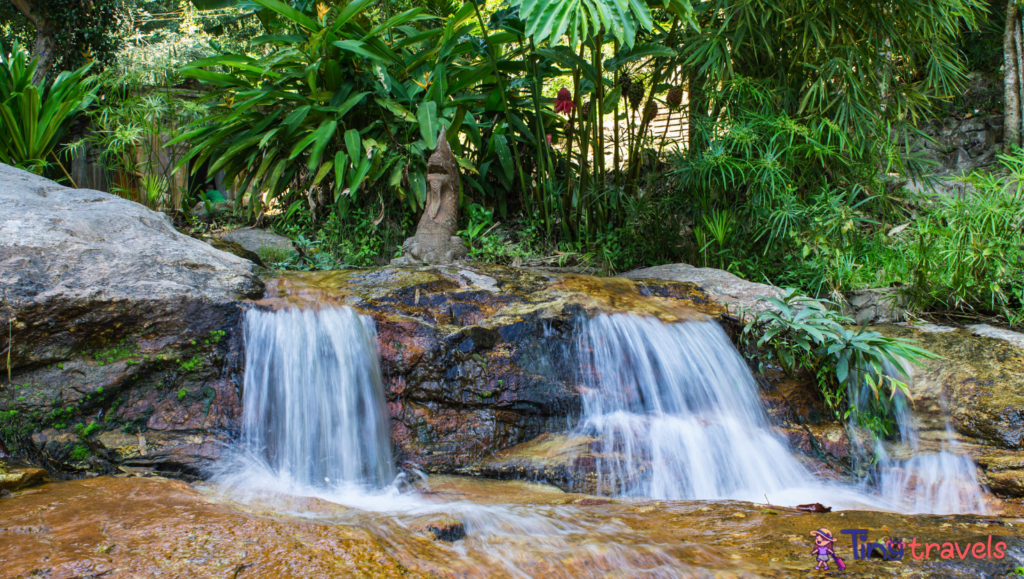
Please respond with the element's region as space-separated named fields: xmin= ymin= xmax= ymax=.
xmin=0 ymin=164 xmax=261 ymax=476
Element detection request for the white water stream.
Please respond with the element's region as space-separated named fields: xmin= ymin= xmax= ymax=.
xmin=217 ymin=306 xmax=987 ymax=537
xmin=572 ymin=313 xmax=987 ymax=513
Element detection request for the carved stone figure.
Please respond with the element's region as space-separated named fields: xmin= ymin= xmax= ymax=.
xmin=392 ymin=127 xmax=467 ymax=265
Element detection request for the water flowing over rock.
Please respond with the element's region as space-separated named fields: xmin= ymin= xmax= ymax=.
xmin=571 ymin=314 xmax=811 ymax=500
xmin=253 ymin=266 xmax=723 ymax=474
xmin=875 ymin=323 xmax=1024 ymax=501
xmin=4 ymin=474 xmax=1020 ymax=579
xmin=0 ymin=163 xmax=263 ymax=474
xmin=238 ymin=307 xmax=394 ymax=489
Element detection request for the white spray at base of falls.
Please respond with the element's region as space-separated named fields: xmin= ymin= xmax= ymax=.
xmin=571 ymin=313 xmax=988 ymax=514
xmin=232 ymin=306 xmax=395 ymax=494
xmin=867 ymin=379 xmax=987 ymax=515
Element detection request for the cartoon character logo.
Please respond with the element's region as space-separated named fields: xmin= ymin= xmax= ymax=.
xmin=810 ymin=528 xmax=846 ymax=571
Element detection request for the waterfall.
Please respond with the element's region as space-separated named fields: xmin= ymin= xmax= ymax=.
xmin=573 ymin=314 xmax=813 ymax=501
xmin=238 ymin=306 xmax=395 ymax=490
xmin=572 ymin=313 xmax=988 ymax=514
xmin=865 ymin=375 xmax=987 ymax=514
xmin=222 ymin=299 xmax=986 ymax=515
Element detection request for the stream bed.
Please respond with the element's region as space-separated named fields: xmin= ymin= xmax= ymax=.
xmin=1 ymin=474 xmax=1022 ymax=578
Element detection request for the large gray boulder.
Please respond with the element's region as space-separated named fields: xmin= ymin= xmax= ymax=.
xmin=621 ymin=263 xmax=782 ymax=316
xmin=0 ymin=164 xmax=263 ymax=474
xmin=216 ymin=226 xmax=297 ymax=262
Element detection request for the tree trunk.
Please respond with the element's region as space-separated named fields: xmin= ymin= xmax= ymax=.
xmin=29 ymin=31 xmax=56 ymax=85
xmin=1005 ymin=2 xmax=1021 ymax=150
xmin=9 ymin=0 xmax=54 ymax=85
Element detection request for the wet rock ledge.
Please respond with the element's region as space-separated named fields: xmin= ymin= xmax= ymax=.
xmin=255 ymin=265 xmax=726 ymax=473
xmin=0 ymin=163 xmax=263 ymax=476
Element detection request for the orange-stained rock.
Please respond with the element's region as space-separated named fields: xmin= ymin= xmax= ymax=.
xmin=0 ymin=464 xmax=47 ymax=491
xmin=2 ymin=475 xmax=1022 ymax=579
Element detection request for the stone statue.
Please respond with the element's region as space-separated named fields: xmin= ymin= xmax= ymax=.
xmin=392 ymin=127 xmax=468 ymax=265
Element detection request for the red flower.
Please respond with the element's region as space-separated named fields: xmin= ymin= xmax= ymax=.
xmin=554 ymin=88 xmax=575 ymax=115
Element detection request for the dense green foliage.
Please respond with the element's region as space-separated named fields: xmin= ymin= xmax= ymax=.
xmin=1 ymin=0 xmax=120 ymax=77
xmin=0 ymin=42 xmax=98 ymax=175
xmin=6 ymin=0 xmax=1020 ymax=325
xmin=741 ymin=289 xmax=941 ymax=438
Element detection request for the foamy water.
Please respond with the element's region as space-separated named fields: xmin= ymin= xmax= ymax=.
xmin=216 ymin=306 xmax=988 ymax=544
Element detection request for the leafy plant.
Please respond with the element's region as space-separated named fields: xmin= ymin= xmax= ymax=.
xmin=741 ymin=288 xmax=940 ymax=437
xmin=459 ymin=202 xmax=495 ymax=246
xmin=172 ymin=0 xmax=526 ymax=224
xmin=0 ymin=41 xmax=98 ymax=176
xmin=900 ymin=151 xmax=1024 ymax=315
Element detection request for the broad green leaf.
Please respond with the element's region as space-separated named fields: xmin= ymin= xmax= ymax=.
xmin=417 ymin=101 xmax=440 ymax=148
xmin=333 ymin=151 xmax=349 ymax=198
xmin=248 ymin=0 xmax=319 ymax=31
xmin=331 ymin=91 xmax=370 ymax=117
xmin=389 ymin=158 xmax=407 ymax=187
xmin=349 ymin=155 xmax=373 ymax=194
xmin=332 ymin=0 xmax=378 ymax=31
xmin=602 ymin=85 xmax=622 ymax=115
xmin=308 ymin=119 xmax=338 ymax=171
xmin=376 ymin=97 xmax=416 ymax=121
xmin=312 ymin=161 xmax=334 ymax=186
xmin=332 ymin=40 xmax=383 ymax=61
xmin=289 ymin=132 xmax=317 ymax=160
xmin=492 ymin=134 xmax=514 ymax=182
xmin=344 ymin=128 xmax=362 ymax=160
xmin=455 ymin=155 xmax=479 ymax=175
xmin=409 ymin=170 xmax=426 ymax=205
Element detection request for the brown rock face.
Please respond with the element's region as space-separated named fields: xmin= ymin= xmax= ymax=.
xmin=875 ymin=324 xmax=1024 ymax=453
xmin=0 ymin=461 xmax=47 ymax=491
xmin=0 ymin=163 xmax=263 ymax=476
xmin=256 ymin=264 xmax=722 ymax=474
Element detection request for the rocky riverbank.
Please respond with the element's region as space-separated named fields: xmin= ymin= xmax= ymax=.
xmin=0 ymin=164 xmax=261 ymax=476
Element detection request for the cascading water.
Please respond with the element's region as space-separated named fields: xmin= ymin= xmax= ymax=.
xmin=222 ymin=294 xmax=986 ymax=521
xmin=573 ymin=313 xmax=814 ymax=501
xmin=865 ymin=376 xmax=987 ymax=514
xmin=237 ymin=306 xmax=395 ymax=491
xmin=204 ymin=290 xmax=997 ymax=578
xmin=571 ymin=312 xmax=989 ymax=514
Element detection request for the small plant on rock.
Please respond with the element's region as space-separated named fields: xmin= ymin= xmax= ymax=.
xmin=69 ymin=445 xmax=91 ymax=462
xmin=741 ymin=288 xmax=940 ymax=438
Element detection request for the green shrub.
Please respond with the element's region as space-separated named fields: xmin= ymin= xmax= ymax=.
xmin=0 ymin=41 xmax=98 ymax=175
xmin=741 ymin=289 xmax=940 ymax=438
xmin=259 ymin=246 xmax=293 ymax=267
